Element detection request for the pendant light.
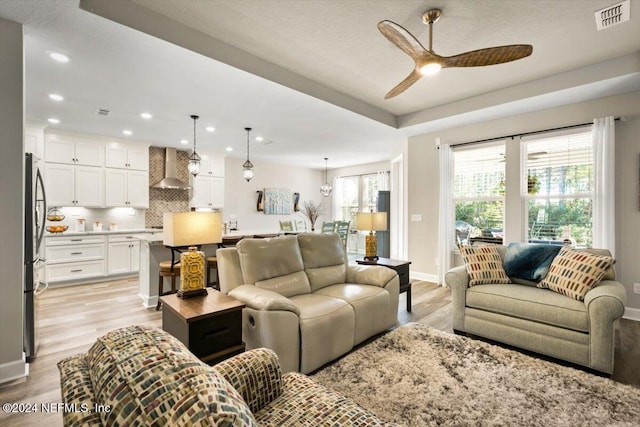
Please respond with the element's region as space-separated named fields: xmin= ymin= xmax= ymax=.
xmin=320 ymin=157 xmax=332 ymax=197
xmin=187 ymin=115 xmax=201 ymax=176
xmin=243 ymin=127 xmax=254 ymax=182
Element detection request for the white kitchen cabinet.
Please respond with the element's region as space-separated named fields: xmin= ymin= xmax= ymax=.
xmin=199 ymin=153 xmax=225 ymax=177
xmin=45 ymin=163 xmax=104 ymax=207
xmin=45 ymin=136 xmax=103 ymax=166
xmin=190 ymin=176 xmax=224 ymax=209
xmin=45 ymin=235 xmax=106 ymax=283
xmin=105 ymin=169 xmax=149 ymax=208
xmin=25 ymin=125 xmax=45 ymax=160
xmin=107 ymin=235 xmax=140 ymax=274
xmin=105 ymin=144 xmax=149 ymax=170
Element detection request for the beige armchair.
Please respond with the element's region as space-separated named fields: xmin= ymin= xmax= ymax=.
xmin=217 ymin=233 xmax=399 ymax=373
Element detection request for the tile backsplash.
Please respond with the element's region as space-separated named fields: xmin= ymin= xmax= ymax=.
xmin=146 ymin=146 xmax=190 ymax=227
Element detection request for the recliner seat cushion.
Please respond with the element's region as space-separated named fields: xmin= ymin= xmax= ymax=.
xmin=289 ymin=293 xmax=355 ymax=373
xmin=466 ymin=284 xmax=589 ymax=333
xmin=315 ymin=284 xmax=392 ymax=345
xmin=297 ymin=233 xmax=347 ymax=292
xmin=237 ymin=236 xmax=310 ymax=296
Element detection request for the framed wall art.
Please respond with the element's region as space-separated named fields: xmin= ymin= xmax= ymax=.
xmin=263 ymin=188 xmax=293 ymax=215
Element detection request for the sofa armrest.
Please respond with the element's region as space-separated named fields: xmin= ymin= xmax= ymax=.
xmin=445 ymin=265 xmax=469 ymax=332
xmin=584 ymin=280 xmax=627 ymax=320
xmin=229 ymin=285 xmax=300 ymax=315
xmin=346 ymin=265 xmax=397 ymax=288
xmin=213 ymin=348 xmax=283 ymax=414
xmin=57 ymin=354 xmax=102 ymax=427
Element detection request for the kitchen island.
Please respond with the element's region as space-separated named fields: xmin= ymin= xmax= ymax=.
xmin=134 ymin=230 xmax=281 ymax=308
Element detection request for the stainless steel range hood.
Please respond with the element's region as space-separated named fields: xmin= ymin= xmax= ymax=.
xmin=151 ymin=148 xmax=191 ymax=190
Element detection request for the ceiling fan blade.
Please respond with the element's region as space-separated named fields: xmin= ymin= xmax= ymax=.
xmin=385 ymin=69 xmax=422 ymax=99
xmin=377 ymin=20 xmax=427 ymax=63
xmin=441 ymin=45 xmax=532 ymax=68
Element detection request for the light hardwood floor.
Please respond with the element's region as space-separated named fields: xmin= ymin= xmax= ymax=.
xmin=1 ymin=278 xmax=638 ymax=426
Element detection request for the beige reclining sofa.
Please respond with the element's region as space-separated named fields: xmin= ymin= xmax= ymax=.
xmin=446 ymin=246 xmax=626 ymax=374
xmin=217 ymin=233 xmax=399 ymax=373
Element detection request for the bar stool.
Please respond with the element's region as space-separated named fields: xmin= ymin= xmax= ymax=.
xmin=206 ymin=256 xmax=219 ymax=290
xmin=156 ymin=261 xmax=181 ymax=310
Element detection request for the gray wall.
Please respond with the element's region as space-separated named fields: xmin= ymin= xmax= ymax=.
xmin=0 ymin=17 xmax=26 ymax=383
xmin=407 ymin=90 xmax=640 ymax=311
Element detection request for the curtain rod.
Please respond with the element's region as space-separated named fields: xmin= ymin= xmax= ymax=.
xmin=450 ymin=117 xmax=620 ymax=149
xmin=334 ymin=170 xmax=390 ymax=179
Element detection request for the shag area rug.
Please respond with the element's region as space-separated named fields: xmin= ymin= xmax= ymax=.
xmin=311 ymin=323 xmax=640 ymax=426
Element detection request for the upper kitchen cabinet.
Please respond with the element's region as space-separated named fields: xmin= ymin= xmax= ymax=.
xmin=45 ymin=135 xmax=104 ymax=166
xmin=105 ymin=143 xmax=149 ymax=170
xmin=199 ymin=153 xmax=225 ymax=177
xmin=25 ymin=124 xmax=45 ymax=160
xmin=45 ymin=163 xmax=104 ymax=207
xmin=105 ymin=169 xmax=149 ymax=208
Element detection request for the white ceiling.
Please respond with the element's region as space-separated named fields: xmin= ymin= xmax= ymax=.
xmin=1 ymin=0 xmax=639 ymax=169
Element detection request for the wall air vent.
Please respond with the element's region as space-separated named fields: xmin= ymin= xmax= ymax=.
xmin=595 ymin=0 xmax=630 ymax=31
xmin=94 ymin=107 xmax=111 ymax=116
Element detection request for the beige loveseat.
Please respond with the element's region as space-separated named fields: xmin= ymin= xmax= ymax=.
xmin=58 ymin=325 xmax=393 ymax=426
xmin=217 ymin=233 xmax=399 ymax=373
xmin=446 ymin=246 xmax=627 ymax=374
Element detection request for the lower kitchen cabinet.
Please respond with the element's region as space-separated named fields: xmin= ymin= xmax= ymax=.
xmin=45 ymin=233 xmax=142 ymax=284
xmin=107 ymin=235 xmax=140 ymax=274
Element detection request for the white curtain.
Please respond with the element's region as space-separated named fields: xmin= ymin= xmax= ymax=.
xmin=592 ymin=116 xmax=615 ymax=255
xmin=332 ymin=176 xmax=342 ymax=220
xmin=376 ymin=171 xmax=390 ymax=191
xmin=438 ymin=142 xmax=454 ymax=285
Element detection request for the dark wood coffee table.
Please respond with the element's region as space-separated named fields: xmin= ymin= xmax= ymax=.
xmin=160 ymin=289 xmax=245 ymax=365
xmin=356 ymin=257 xmax=412 ymax=311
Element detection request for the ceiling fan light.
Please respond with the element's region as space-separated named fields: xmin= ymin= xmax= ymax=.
xmin=419 ymin=62 xmax=441 ymax=76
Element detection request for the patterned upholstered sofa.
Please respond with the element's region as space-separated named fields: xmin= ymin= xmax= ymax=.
xmin=58 ymin=325 xmax=393 ymax=426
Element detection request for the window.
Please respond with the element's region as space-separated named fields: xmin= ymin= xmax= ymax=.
xmin=453 ymin=142 xmax=506 ymax=245
xmin=524 ymin=130 xmax=593 ymax=247
xmin=334 ymin=173 xmax=389 ymax=225
xmin=450 ymin=127 xmax=596 ymax=248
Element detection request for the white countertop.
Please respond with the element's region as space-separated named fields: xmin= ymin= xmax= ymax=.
xmin=45 ymin=228 xmax=162 ymax=237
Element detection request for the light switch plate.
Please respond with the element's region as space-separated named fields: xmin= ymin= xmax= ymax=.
xmin=410 ymin=214 xmax=423 ymax=222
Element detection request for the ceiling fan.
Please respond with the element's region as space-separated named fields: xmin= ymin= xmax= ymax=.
xmin=378 ymin=9 xmax=533 ymax=99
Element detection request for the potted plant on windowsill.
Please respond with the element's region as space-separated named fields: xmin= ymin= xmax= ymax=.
xmin=527 ymin=174 xmax=540 ymax=195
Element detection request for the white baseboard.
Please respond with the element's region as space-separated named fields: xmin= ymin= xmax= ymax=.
xmin=410 ymin=271 xmax=439 ymax=284
xmin=0 ymin=358 xmax=28 ymax=385
xmin=139 ymin=293 xmax=157 ymax=310
xmin=623 ymin=307 xmax=640 ymax=322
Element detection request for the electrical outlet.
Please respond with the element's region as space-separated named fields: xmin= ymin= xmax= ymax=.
xmin=634 ymin=283 xmax=640 ymax=294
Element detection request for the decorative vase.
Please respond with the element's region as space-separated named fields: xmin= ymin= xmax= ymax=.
xmin=178 ymin=246 xmax=207 ymax=298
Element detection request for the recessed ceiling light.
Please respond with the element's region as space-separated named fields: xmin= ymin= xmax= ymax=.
xmin=49 ymin=93 xmax=64 ymax=101
xmin=47 ymin=118 xmax=60 ymax=124
xmin=225 ymin=147 xmax=233 ymax=152
xmin=206 ymin=126 xmax=215 ymax=132
xmin=255 ymin=136 xmax=264 ymax=142
xmin=122 ymin=130 xmax=132 ymax=136
xmin=180 ymin=139 xmax=189 ymax=145
xmin=140 ymin=112 xmax=152 ymax=120
xmin=49 ymin=52 xmax=69 ymax=63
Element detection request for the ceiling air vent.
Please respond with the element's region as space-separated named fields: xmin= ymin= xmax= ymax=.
xmin=595 ymin=0 xmax=630 ymax=31
xmin=94 ymin=107 xmax=111 ymax=116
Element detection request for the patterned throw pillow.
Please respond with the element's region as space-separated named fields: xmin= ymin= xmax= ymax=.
xmin=459 ymin=245 xmax=511 ymax=286
xmin=537 ymin=247 xmax=614 ymax=301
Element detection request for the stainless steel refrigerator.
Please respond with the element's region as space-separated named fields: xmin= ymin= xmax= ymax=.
xmin=24 ymin=153 xmax=47 ymax=362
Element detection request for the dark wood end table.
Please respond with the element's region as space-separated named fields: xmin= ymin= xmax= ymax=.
xmin=356 ymin=257 xmax=412 ymax=312
xmin=160 ymin=289 xmax=245 ymax=365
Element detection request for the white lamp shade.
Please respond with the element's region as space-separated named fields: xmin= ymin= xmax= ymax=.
xmin=163 ymin=212 xmax=222 ymax=247
xmin=355 ymin=212 xmax=388 ymax=232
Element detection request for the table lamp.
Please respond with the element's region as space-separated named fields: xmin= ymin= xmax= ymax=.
xmin=356 ymin=211 xmax=388 ymax=261
xmin=163 ymin=212 xmax=222 ymax=298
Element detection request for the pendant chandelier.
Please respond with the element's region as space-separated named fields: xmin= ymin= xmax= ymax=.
xmin=320 ymin=157 xmax=332 ymax=197
xmin=187 ymin=115 xmax=201 ymax=177
xmin=243 ymin=127 xmax=254 ymax=182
